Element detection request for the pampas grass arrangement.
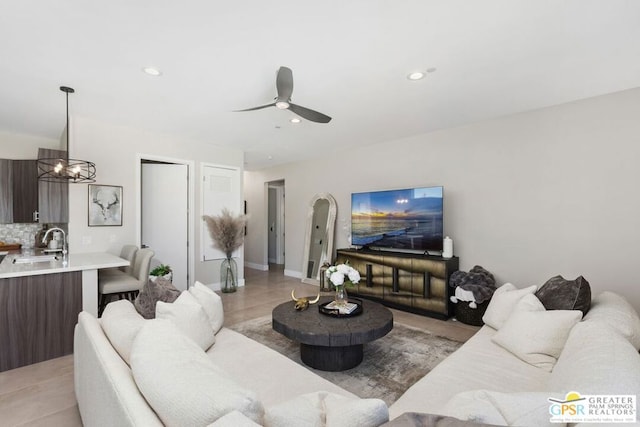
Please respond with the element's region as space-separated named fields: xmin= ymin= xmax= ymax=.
xmin=203 ymin=208 xmax=248 ymax=259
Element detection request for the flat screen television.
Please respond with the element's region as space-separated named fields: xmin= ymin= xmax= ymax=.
xmin=351 ymin=186 xmax=444 ymax=252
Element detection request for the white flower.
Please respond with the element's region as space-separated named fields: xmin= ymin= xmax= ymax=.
xmin=326 ymin=262 xmax=361 ymax=287
xmin=336 ymin=264 xmax=350 ymax=275
xmin=348 ymin=269 xmax=360 ymax=283
xmin=330 ymin=271 xmax=345 ymax=286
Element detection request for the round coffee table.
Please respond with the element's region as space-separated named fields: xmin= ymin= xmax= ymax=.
xmin=272 ymin=297 xmax=393 ymax=371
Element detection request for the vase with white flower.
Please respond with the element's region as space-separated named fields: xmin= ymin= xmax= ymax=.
xmin=325 ymin=263 xmax=361 ymax=307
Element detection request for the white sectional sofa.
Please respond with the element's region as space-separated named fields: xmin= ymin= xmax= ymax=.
xmin=74 ymin=282 xmax=640 ymax=427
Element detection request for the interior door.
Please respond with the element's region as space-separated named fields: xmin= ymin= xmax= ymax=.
xmin=142 ymin=162 xmax=189 ymax=290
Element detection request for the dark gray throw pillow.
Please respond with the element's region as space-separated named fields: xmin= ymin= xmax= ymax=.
xmin=134 ymin=277 xmax=181 ymax=319
xmin=535 ymin=275 xmax=591 ymax=316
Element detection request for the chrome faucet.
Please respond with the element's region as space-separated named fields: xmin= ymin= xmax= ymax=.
xmin=42 ymin=227 xmax=68 ymax=263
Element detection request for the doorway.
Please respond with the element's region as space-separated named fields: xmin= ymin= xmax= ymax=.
xmin=267 ymin=180 xmax=285 ymax=268
xmin=138 ymin=156 xmax=195 ymax=291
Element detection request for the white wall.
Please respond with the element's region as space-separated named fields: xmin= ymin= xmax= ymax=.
xmin=244 ymin=87 xmax=640 ymax=311
xmin=69 ymin=116 xmax=245 ymax=287
xmin=0 ymin=130 xmax=60 ymax=159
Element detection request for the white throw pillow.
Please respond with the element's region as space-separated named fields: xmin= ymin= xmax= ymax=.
xmin=482 ymin=283 xmax=537 ymax=330
xmin=492 ymin=294 xmax=582 ymax=371
xmin=264 ymin=392 xmax=388 ymax=427
xmin=443 ymin=390 xmax=566 ymax=427
xmin=131 ymin=319 xmax=264 ymax=426
xmin=100 ymin=299 xmax=146 ymax=365
xmin=156 ymin=292 xmax=216 ymax=350
xmin=190 ymin=281 xmax=225 ymax=334
xmin=583 ymin=291 xmax=640 ymax=350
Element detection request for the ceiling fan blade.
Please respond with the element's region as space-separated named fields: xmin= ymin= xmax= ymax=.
xmin=276 ymin=66 xmax=294 ymax=101
xmin=233 ymin=103 xmax=276 ymax=112
xmin=288 ymin=103 xmax=332 ymax=123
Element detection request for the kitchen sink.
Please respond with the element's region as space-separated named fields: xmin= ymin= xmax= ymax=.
xmin=13 ymin=255 xmax=59 ymax=264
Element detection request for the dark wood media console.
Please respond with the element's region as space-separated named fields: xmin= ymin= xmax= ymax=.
xmin=335 ymin=248 xmax=459 ymax=319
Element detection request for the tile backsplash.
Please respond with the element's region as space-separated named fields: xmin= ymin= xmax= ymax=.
xmin=0 ymin=223 xmax=42 ymax=248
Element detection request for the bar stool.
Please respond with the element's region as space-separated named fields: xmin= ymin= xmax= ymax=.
xmin=98 ymin=248 xmax=154 ymax=316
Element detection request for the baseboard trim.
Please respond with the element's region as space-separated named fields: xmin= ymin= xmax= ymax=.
xmin=284 ymin=269 xmax=302 ymax=279
xmin=245 ymin=262 xmax=269 ymax=271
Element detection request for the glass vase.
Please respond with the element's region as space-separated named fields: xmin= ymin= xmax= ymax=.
xmin=334 ymin=285 xmax=348 ymax=307
xmin=220 ymin=257 xmax=238 ymax=293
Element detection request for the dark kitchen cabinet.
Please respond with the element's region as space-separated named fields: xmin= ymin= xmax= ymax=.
xmin=0 ymin=159 xmax=12 ymax=223
xmin=38 ymin=148 xmax=69 ymax=223
xmin=12 ymin=160 xmax=39 ymax=223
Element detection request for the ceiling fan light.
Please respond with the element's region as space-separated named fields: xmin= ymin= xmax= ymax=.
xmin=275 ymin=101 xmax=290 ymax=109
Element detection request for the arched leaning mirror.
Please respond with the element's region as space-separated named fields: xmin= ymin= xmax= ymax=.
xmin=301 ymin=193 xmax=337 ymax=285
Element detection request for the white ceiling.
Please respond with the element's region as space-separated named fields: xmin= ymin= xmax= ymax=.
xmin=1 ymin=1 xmax=639 ymax=170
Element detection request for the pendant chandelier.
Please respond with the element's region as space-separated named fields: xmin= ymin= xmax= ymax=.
xmin=37 ymin=86 xmax=96 ymax=183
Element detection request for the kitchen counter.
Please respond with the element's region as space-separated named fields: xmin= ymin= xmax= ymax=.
xmin=0 ymin=251 xmax=128 ymax=279
xmin=0 ymin=251 xmax=128 ymax=318
xmin=1 ymin=250 xmax=131 ymax=371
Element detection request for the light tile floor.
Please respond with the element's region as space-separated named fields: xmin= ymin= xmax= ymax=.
xmin=0 ymin=265 xmax=479 ymax=426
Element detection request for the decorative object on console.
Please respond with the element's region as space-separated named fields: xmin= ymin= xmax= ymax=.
xmin=449 ymin=265 xmax=497 ymax=326
xmin=442 ymin=236 xmax=453 ymax=258
xmin=88 ymin=184 xmax=123 ymax=226
xmin=535 ymin=275 xmax=591 ymax=316
xmin=37 ymin=86 xmax=96 ymax=183
xmin=325 ymin=262 xmax=360 ymax=308
xmin=203 ymin=208 xmax=248 ymax=293
xmin=291 ymin=289 xmax=320 ymax=311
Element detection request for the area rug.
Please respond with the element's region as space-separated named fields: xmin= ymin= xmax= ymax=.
xmin=229 ymin=315 xmax=463 ymax=405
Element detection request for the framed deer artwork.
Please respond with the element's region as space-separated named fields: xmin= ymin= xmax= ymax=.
xmin=88 ymin=184 xmax=123 ymax=226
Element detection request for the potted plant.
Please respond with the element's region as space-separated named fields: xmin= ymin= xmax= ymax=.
xmin=149 ymin=264 xmax=172 ymax=282
xmin=203 ymin=208 xmax=248 ymax=293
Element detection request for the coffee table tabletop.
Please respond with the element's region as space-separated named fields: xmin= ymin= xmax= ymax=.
xmin=272 ymin=296 xmax=393 ymax=371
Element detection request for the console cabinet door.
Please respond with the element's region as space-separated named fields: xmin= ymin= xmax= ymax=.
xmin=12 ymin=160 xmax=39 ymax=223
xmin=0 ymin=159 xmax=13 ymax=223
xmin=37 ymin=148 xmax=69 ymax=223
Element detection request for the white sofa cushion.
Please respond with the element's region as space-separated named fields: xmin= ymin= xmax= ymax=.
xmin=549 ymin=320 xmax=640 ymax=395
xmin=190 ymin=281 xmax=225 ymax=334
xmin=388 ymin=326 xmax=551 ymax=420
xmin=100 ymin=299 xmax=146 ymax=365
xmin=208 ymin=410 xmax=262 ymax=426
xmin=442 ymin=390 xmax=566 ymax=427
xmin=156 ymin=291 xmax=216 ymax=350
xmin=263 ymin=392 xmax=388 ymax=427
xmin=131 ymin=319 xmax=264 ymax=426
xmin=583 ymin=291 xmax=640 ymax=350
xmin=492 ymin=294 xmax=582 ymax=371
xmin=206 ymin=328 xmax=357 ymax=408
xmin=482 ymin=283 xmax=537 ymax=330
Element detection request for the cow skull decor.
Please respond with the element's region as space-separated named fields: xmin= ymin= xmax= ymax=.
xmin=291 ymin=289 xmax=320 ymax=311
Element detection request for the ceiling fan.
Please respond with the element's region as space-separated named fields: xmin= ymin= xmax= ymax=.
xmin=235 ymin=66 xmax=332 ymax=123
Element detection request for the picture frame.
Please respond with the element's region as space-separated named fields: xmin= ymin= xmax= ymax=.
xmin=88 ymin=184 xmax=123 ymax=226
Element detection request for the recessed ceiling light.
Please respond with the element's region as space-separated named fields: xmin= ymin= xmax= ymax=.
xmin=290 ymin=118 xmax=301 ymax=124
xmin=407 ymin=71 xmax=425 ymax=81
xmin=142 ymin=67 xmax=162 ymax=76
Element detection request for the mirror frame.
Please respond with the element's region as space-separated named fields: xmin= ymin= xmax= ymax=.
xmin=301 ymin=193 xmax=337 ymax=285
